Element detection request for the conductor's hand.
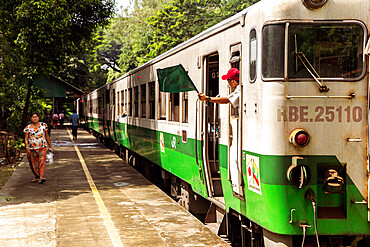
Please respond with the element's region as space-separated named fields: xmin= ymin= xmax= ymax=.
xmin=198 ymin=93 xmax=208 ymax=102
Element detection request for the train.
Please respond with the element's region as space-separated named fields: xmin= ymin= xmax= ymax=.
xmin=80 ymin=0 xmax=370 ymax=246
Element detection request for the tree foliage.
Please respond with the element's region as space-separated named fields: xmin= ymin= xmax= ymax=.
xmin=104 ymin=0 xmax=170 ymax=81
xmin=101 ymin=0 xmax=260 ymax=81
xmin=146 ymin=0 xmax=221 ymax=60
xmin=0 ymin=0 xmax=114 ymax=79
xmin=0 ymin=82 xmax=47 ymax=136
xmin=0 ymin=0 xmax=261 ymax=134
xmin=55 ymin=38 xmax=110 ymax=91
xmin=0 ymin=0 xmax=115 ymax=130
xmin=146 ymin=0 xmax=260 ymax=60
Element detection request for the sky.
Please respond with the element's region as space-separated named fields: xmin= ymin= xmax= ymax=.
xmin=114 ymin=0 xmax=133 ymax=13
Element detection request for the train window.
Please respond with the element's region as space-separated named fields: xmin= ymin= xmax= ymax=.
xmin=170 ymin=93 xmax=179 ymax=122
xmin=140 ymin=84 xmax=146 ymax=118
xmin=121 ymin=90 xmax=124 ymax=116
xmin=94 ymin=98 xmax=96 ymax=114
xmin=98 ymin=96 xmax=102 ymax=114
xmin=262 ymin=24 xmax=285 ymax=78
xmin=288 ymin=23 xmax=364 ymax=79
xmin=97 ymin=98 xmax=100 ymax=114
xmin=112 ymin=90 xmax=116 ymax=117
xmin=89 ymin=99 xmax=92 ymax=114
xmin=134 ymin=86 xmax=139 ymax=117
xmin=230 ymin=51 xmax=240 ymax=69
xmin=148 ymin=81 xmax=155 ymax=119
xmin=128 ymin=88 xmax=132 ymax=116
xmin=182 ymin=92 xmax=188 ymax=123
xmin=105 ymin=90 xmax=110 ymax=104
xmin=117 ymin=91 xmax=120 ymax=116
xmin=124 ymin=89 xmax=127 ymax=115
xmin=249 ymin=29 xmax=257 ymax=82
xmin=158 ymin=91 xmax=166 ymax=120
xmin=230 ymin=43 xmax=241 ymax=70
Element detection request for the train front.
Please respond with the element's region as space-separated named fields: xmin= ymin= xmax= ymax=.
xmin=246 ymin=0 xmax=370 ymax=245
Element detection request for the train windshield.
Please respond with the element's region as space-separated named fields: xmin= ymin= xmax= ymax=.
xmin=289 ymin=23 xmax=364 ymax=79
xmin=262 ymin=22 xmax=365 ymax=80
xmin=262 ymin=24 xmax=285 ymax=78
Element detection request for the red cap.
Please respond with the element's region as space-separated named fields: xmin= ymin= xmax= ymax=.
xmin=221 ymin=68 xmax=239 ymax=81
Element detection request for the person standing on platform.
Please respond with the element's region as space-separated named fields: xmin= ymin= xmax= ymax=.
xmin=52 ymin=112 xmax=59 ymax=129
xmin=59 ymin=111 xmax=65 ymax=127
xmin=70 ymin=109 xmax=79 ymax=140
xmin=24 ymin=112 xmax=53 ymax=184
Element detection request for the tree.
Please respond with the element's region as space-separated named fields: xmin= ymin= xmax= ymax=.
xmin=101 ymin=0 xmax=260 ymax=79
xmin=146 ymin=0 xmax=260 ymax=60
xmin=103 ymin=0 xmax=170 ymax=81
xmin=0 ymin=0 xmax=115 ymax=128
xmin=146 ymin=0 xmax=220 ymax=60
xmin=56 ymin=38 xmax=110 ymax=91
xmin=52 ymin=0 xmax=261 ymax=86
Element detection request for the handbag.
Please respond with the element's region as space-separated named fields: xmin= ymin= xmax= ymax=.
xmin=45 ymin=151 xmax=54 ymax=165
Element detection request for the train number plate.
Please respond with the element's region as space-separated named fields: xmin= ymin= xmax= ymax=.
xmin=277 ymin=106 xmax=363 ymax=123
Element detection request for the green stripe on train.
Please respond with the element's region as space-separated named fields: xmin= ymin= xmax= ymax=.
xmin=86 ymin=116 xmax=370 ymax=236
xmin=86 ymin=116 xmax=208 ymax=198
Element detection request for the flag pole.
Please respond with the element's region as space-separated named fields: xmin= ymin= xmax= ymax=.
xmin=193 ymin=84 xmax=199 ymax=94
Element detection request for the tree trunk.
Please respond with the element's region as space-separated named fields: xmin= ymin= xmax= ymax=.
xmin=21 ymin=80 xmax=33 ymax=130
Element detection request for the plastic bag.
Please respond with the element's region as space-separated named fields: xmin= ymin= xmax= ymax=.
xmin=45 ymin=151 xmax=54 ymax=165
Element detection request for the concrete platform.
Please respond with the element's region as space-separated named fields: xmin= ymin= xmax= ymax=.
xmin=0 ymin=128 xmax=229 ymax=247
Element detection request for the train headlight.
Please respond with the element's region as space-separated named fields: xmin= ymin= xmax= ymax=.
xmin=289 ymin=129 xmax=310 ymax=147
xmin=301 ymin=0 xmax=328 ymax=9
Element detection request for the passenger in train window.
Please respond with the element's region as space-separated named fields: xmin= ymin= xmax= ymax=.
xmin=198 ymin=68 xmax=240 ymax=108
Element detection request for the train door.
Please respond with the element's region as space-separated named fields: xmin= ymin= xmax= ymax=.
xmin=204 ymin=54 xmax=223 ymax=198
xmin=103 ymin=90 xmax=107 ymax=137
xmin=111 ymin=88 xmax=117 ymax=141
xmin=228 ymin=44 xmax=244 ymax=197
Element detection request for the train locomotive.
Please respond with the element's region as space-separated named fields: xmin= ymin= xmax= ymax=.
xmin=81 ymin=0 xmax=370 ymax=246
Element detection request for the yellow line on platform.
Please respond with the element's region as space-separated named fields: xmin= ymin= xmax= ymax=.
xmin=67 ymin=128 xmax=124 ymax=247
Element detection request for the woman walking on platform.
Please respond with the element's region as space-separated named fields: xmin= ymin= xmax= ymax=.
xmin=24 ymin=113 xmax=53 ymax=184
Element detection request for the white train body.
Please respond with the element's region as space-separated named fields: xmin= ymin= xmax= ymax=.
xmin=83 ymin=0 xmax=370 ymax=245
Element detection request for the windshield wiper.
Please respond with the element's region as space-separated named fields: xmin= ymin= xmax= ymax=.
xmin=295 ymin=35 xmax=329 ymax=92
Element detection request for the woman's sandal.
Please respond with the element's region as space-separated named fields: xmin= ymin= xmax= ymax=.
xmin=39 ymin=178 xmax=46 ymax=184
xmin=31 ymin=178 xmax=39 ymax=183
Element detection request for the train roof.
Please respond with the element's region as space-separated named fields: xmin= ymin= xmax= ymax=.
xmin=93 ymin=0 xmax=369 ymax=92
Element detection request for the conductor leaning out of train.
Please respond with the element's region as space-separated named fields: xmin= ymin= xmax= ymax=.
xmin=198 ymin=68 xmax=240 ymax=107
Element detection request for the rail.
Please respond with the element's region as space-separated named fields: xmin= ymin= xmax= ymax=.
xmin=286 ymin=93 xmax=355 ymax=99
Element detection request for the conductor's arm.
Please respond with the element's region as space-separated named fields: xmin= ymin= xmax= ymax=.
xmin=198 ymin=93 xmax=230 ymax=104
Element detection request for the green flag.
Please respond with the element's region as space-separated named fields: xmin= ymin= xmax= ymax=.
xmin=157 ymin=64 xmax=198 ymax=93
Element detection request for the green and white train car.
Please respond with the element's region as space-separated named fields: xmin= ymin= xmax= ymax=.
xmin=82 ymin=0 xmax=370 ymax=245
